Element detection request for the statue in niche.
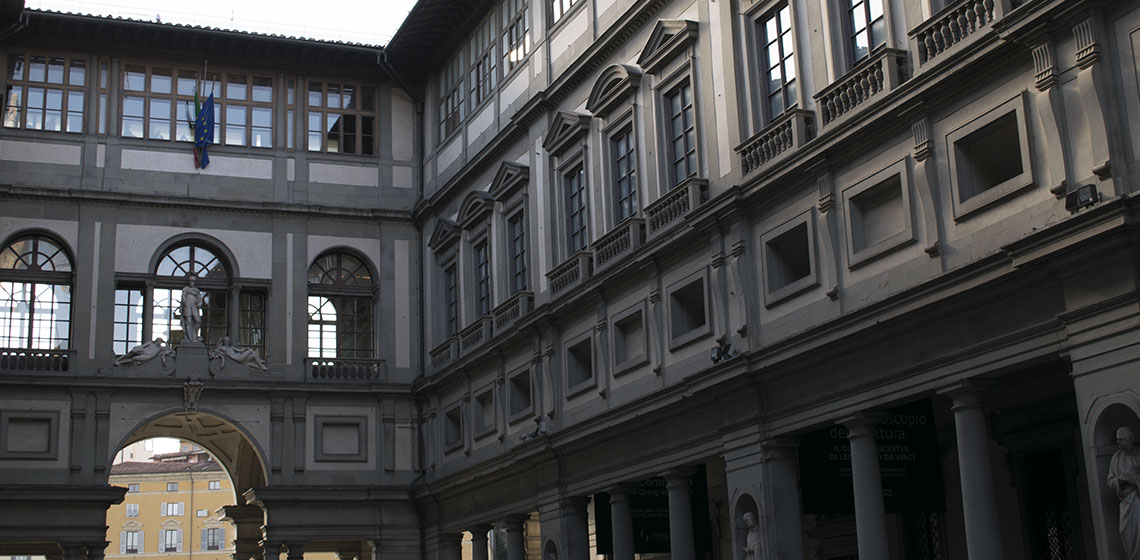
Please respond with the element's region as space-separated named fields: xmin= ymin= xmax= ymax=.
xmin=114 ymin=338 xmax=174 ymax=367
xmin=1109 ymin=426 xmax=1140 ymax=558
xmin=180 ymin=274 xmax=203 ymax=343
xmin=210 ymin=336 xmax=269 ymax=372
xmin=741 ymin=512 xmax=761 ymax=560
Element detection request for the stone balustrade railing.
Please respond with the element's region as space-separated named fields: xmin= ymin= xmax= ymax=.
xmin=430 ymin=337 xmax=458 ymax=371
xmin=459 ymin=316 xmax=493 ymax=353
xmin=644 ymin=178 xmax=708 ymax=239
xmin=736 ymin=109 xmax=815 ymax=176
xmin=307 ymin=358 xmax=385 ymax=382
xmin=0 ymin=348 xmax=73 ymax=372
xmin=493 ymin=291 xmax=533 ymax=331
xmin=814 ymin=48 xmax=906 ymax=127
xmin=911 ymin=0 xmax=998 ymax=67
xmin=547 ymin=251 xmax=593 ymax=296
xmin=593 ymin=217 xmax=645 ymax=272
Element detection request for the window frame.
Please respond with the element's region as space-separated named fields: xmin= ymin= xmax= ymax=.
xmin=750 ymin=2 xmax=799 ymax=125
xmin=760 ymin=208 xmax=820 ymax=306
xmin=845 ymin=0 xmax=886 ymax=66
xmin=501 ymin=0 xmax=532 ymax=77
xmin=842 ymin=157 xmax=916 ymax=267
xmin=563 ymin=161 xmax=590 ymax=257
xmin=608 ymin=122 xmax=639 ymax=224
xmin=306 ymin=250 xmax=377 ymax=360
xmin=305 ymin=79 xmax=378 ymax=155
xmin=946 ymin=93 xmax=1035 ymax=220
xmin=662 ymin=79 xmax=699 ymax=189
xmin=438 ymin=52 xmax=466 ymax=142
xmin=123 ymin=530 xmax=141 ymax=554
xmin=468 ymin=9 xmax=499 ymax=113
xmin=0 ymin=233 xmax=74 ymax=351
xmin=549 ymin=0 xmax=584 ymax=28
xmin=2 ymin=51 xmax=88 ymax=134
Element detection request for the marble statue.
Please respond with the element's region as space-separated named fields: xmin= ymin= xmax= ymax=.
xmin=741 ymin=512 xmax=761 ymax=560
xmin=180 ymin=274 xmax=203 ymax=343
xmin=1110 ymin=426 xmax=1140 ymax=559
xmin=211 ymin=336 xmax=269 ymax=372
xmin=114 ymin=338 xmax=173 ymax=367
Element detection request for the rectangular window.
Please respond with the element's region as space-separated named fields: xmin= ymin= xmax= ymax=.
xmin=0 ymin=281 xmax=71 ymax=350
xmin=306 ymin=80 xmax=376 ymax=154
xmin=3 ymin=53 xmax=86 ymax=133
xmin=208 ymin=480 xmax=221 ymax=490
xmin=507 ymin=212 xmax=527 ymax=293
xmin=474 ymin=241 xmax=491 ymax=316
xmin=126 ymin=503 xmax=139 ymax=518
xmin=206 ymin=528 xmax=223 ymax=551
xmin=127 ymin=483 xmax=139 ymax=493
xmin=119 ymin=66 xmax=271 ymax=147
xmin=445 ymin=265 xmax=459 ymax=336
xmin=665 ymin=82 xmax=697 ymax=187
xmin=166 ymin=482 xmax=178 ymax=492
xmin=162 ymin=529 xmax=181 ymax=553
xmin=502 ymin=0 xmax=531 ymax=73
xmin=438 ymin=54 xmax=465 ymax=140
xmin=848 ymin=0 xmax=885 ymax=63
xmin=610 ymin=127 xmax=638 ymax=222
xmin=197 ymin=509 xmax=208 ymax=517
xmin=114 ymin=288 xmax=144 ymax=356
xmin=565 ymin=165 xmax=588 ymax=254
xmin=238 ymin=291 xmax=266 ymax=358
xmin=162 ymin=502 xmax=184 ymax=516
xmin=469 ymin=12 xmax=497 ymax=110
xmin=759 ymin=4 xmax=797 ymax=120
xmin=124 ymin=531 xmax=141 ymax=554
xmin=550 ymin=0 xmax=580 ymax=25
xmin=306 ymin=295 xmax=373 ymax=359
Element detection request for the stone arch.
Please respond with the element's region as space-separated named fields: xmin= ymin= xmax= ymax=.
xmin=112 ymin=408 xmax=268 ymax=501
xmin=1 ymin=227 xmax=77 ymax=268
xmin=308 ymin=246 xmax=379 ymax=287
xmin=731 ymin=493 xmax=759 ymax=560
xmin=148 ymin=232 xmax=241 ymax=279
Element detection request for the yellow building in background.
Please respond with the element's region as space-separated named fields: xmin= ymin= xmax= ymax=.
xmin=107 ymin=447 xmax=234 ymax=560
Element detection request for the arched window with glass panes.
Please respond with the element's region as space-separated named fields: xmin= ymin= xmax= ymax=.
xmin=114 ymin=242 xmax=266 ymax=357
xmin=307 ymin=251 xmax=375 ymax=359
xmin=0 ymin=234 xmax=73 ymax=351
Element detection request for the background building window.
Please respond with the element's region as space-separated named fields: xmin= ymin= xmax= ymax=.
xmin=438 ymin=54 xmax=465 ymax=140
xmin=0 ymin=234 xmax=72 ymax=350
xmin=166 ymin=481 xmax=178 ymax=491
xmin=665 ymin=82 xmax=697 ymax=187
xmin=122 ymin=531 xmax=141 ymax=554
xmin=759 ymin=4 xmax=797 ymax=120
xmin=507 ymin=212 xmax=527 ymax=293
xmin=307 ymin=251 xmax=374 ymax=359
xmin=502 ymin=0 xmax=530 ymax=73
xmin=126 ymin=503 xmax=139 ymax=518
xmin=3 ymin=53 xmax=85 ymax=133
xmin=848 ymin=0 xmax=885 ymax=63
xmin=162 ymin=529 xmax=182 ymax=553
xmin=127 ymin=483 xmax=139 ymax=493
xmin=306 ymin=80 xmax=376 ymax=154
xmin=205 ymin=527 xmax=223 ymax=551
xmin=207 ymin=480 xmax=220 ymax=490
xmin=611 ymin=127 xmax=638 ymax=222
xmin=565 ymin=165 xmax=588 ymax=254
xmin=161 ymin=502 xmax=184 ymax=515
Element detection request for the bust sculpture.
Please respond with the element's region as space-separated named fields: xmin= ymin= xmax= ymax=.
xmin=180 ymin=274 xmax=203 ymax=343
xmin=211 ymin=336 xmax=269 ymax=372
xmin=741 ymin=512 xmax=761 ymax=560
xmin=1109 ymin=426 xmax=1140 ymax=558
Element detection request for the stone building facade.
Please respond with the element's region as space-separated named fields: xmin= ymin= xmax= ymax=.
xmin=3 ymin=0 xmax=1140 ymax=558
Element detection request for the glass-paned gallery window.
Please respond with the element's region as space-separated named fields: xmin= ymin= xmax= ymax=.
xmin=120 ymin=65 xmax=272 ymax=147
xmin=550 ymin=0 xmax=581 ymax=25
xmin=758 ymin=4 xmax=797 ymax=120
xmin=473 ymin=240 xmax=491 ymax=316
xmin=666 ymin=81 xmax=698 ymax=187
xmin=307 ymin=251 xmax=374 ymax=359
xmin=502 ymin=0 xmax=530 ymax=73
xmin=0 ymin=234 xmax=72 ymax=350
xmin=469 ymin=11 xmax=497 ymax=110
xmin=3 ymin=53 xmax=86 ymax=133
xmin=507 ymin=211 xmax=527 ymax=293
xmin=445 ymin=264 xmax=458 ymax=337
xmin=848 ymin=0 xmax=885 ymax=64
xmin=565 ymin=164 xmax=588 ymax=254
xmin=306 ymin=80 xmax=376 ymax=154
xmin=114 ymin=242 xmax=265 ymax=356
xmin=438 ymin=53 xmax=465 ymax=140
xmin=611 ymin=126 xmax=638 ymax=222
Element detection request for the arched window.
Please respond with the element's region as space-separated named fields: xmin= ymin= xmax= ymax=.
xmin=0 ymin=234 xmax=73 ymax=350
xmin=114 ymin=242 xmax=266 ymax=357
xmin=307 ymin=251 xmax=374 ymax=359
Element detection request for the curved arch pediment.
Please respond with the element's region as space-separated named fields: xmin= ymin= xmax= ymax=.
xmin=428 ymin=218 xmax=460 ymax=253
xmin=458 ymin=190 xmax=495 ymax=229
xmin=586 ymin=63 xmax=643 ymax=118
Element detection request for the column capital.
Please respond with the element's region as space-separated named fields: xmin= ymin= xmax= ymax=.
xmin=469 ymin=525 xmax=494 ymax=539
xmin=938 ymin=379 xmax=993 ymax=409
xmin=661 ymin=467 xmax=698 ymax=485
xmin=838 ymin=412 xmax=883 ymax=438
xmin=760 ymin=437 xmax=800 ymax=461
xmin=500 ymin=513 xmax=530 ymax=529
xmin=335 ymin=551 xmax=359 ymax=560
xmin=606 ymin=483 xmax=640 ymax=502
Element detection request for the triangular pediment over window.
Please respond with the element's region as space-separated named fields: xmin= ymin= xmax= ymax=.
xmin=637 ymin=20 xmax=698 ymax=74
xmin=458 ymin=191 xmax=495 ymax=229
xmin=489 ymin=161 xmax=530 ymax=202
xmin=586 ymin=64 xmax=643 ymax=118
xmin=123 ymin=520 xmax=143 ymax=530
xmin=543 ymin=111 xmax=591 ymax=155
xmin=428 ymin=218 xmax=460 ymax=252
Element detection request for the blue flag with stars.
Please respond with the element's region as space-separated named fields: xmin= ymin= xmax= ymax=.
xmin=194 ymin=93 xmax=215 ymax=168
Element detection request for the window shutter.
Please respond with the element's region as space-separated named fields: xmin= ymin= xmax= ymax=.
xmin=120 ymin=532 xmax=126 ymax=554
xmin=140 ymin=530 xmax=144 ymax=553
xmin=220 ymin=528 xmax=225 ymax=549
xmin=176 ymin=529 xmax=183 ymax=552
xmin=201 ymin=529 xmax=207 ymax=551
xmin=160 ymin=502 xmax=166 ymax=515
xmin=178 ymin=502 xmax=185 ymax=515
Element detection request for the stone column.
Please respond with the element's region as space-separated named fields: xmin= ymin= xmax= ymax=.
xmin=842 ymin=415 xmax=890 ymax=560
xmin=608 ymin=485 xmax=637 ymax=560
xmin=261 ymin=541 xmax=283 ymax=560
xmin=943 ymin=384 xmax=1003 ymax=560
xmin=562 ymin=498 xmax=591 ymax=560
xmin=440 ymin=533 xmax=463 ymax=560
xmin=470 ymin=525 xmax=492 ymax=560
xmin=60 ymin=544 xmax=84 ymax=560
xmin=85 ymin=543 xmax=108 ymax=560
xmin=664 ymin=469 xmax=697 ymax=560
xmin=761 ymin=439 xmax=806 ymax=560
xmin=503 ymin=515 xmax=527 ymax=560
xmin=285 ymin=542 xmax=305 ymax=560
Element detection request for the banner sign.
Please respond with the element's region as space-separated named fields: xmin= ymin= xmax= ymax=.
xmin=595 ymin=465 xmax=712 ymax=554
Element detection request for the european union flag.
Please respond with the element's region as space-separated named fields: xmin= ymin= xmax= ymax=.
xmin=194 ymin=93 xmax=215 ymax=168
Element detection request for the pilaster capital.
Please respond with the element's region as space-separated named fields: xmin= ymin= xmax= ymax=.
xmin=760 ymin=437 xmax=800 ymax=461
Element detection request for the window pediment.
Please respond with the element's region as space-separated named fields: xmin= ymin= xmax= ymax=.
xmin=586 ymin=64 xmax=643 ymax=118
xmin=428 ymin=219 xmax=461 ymax=253
xmin=490 ymin=161 xmax=531 ymax=202
xmin=458 ymin=191 xmax=495 ymax=230
xmin=637 ymin=20 xmax=699 ymax=74
xmin=543 ymin=111 xmax=591 ymax=155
